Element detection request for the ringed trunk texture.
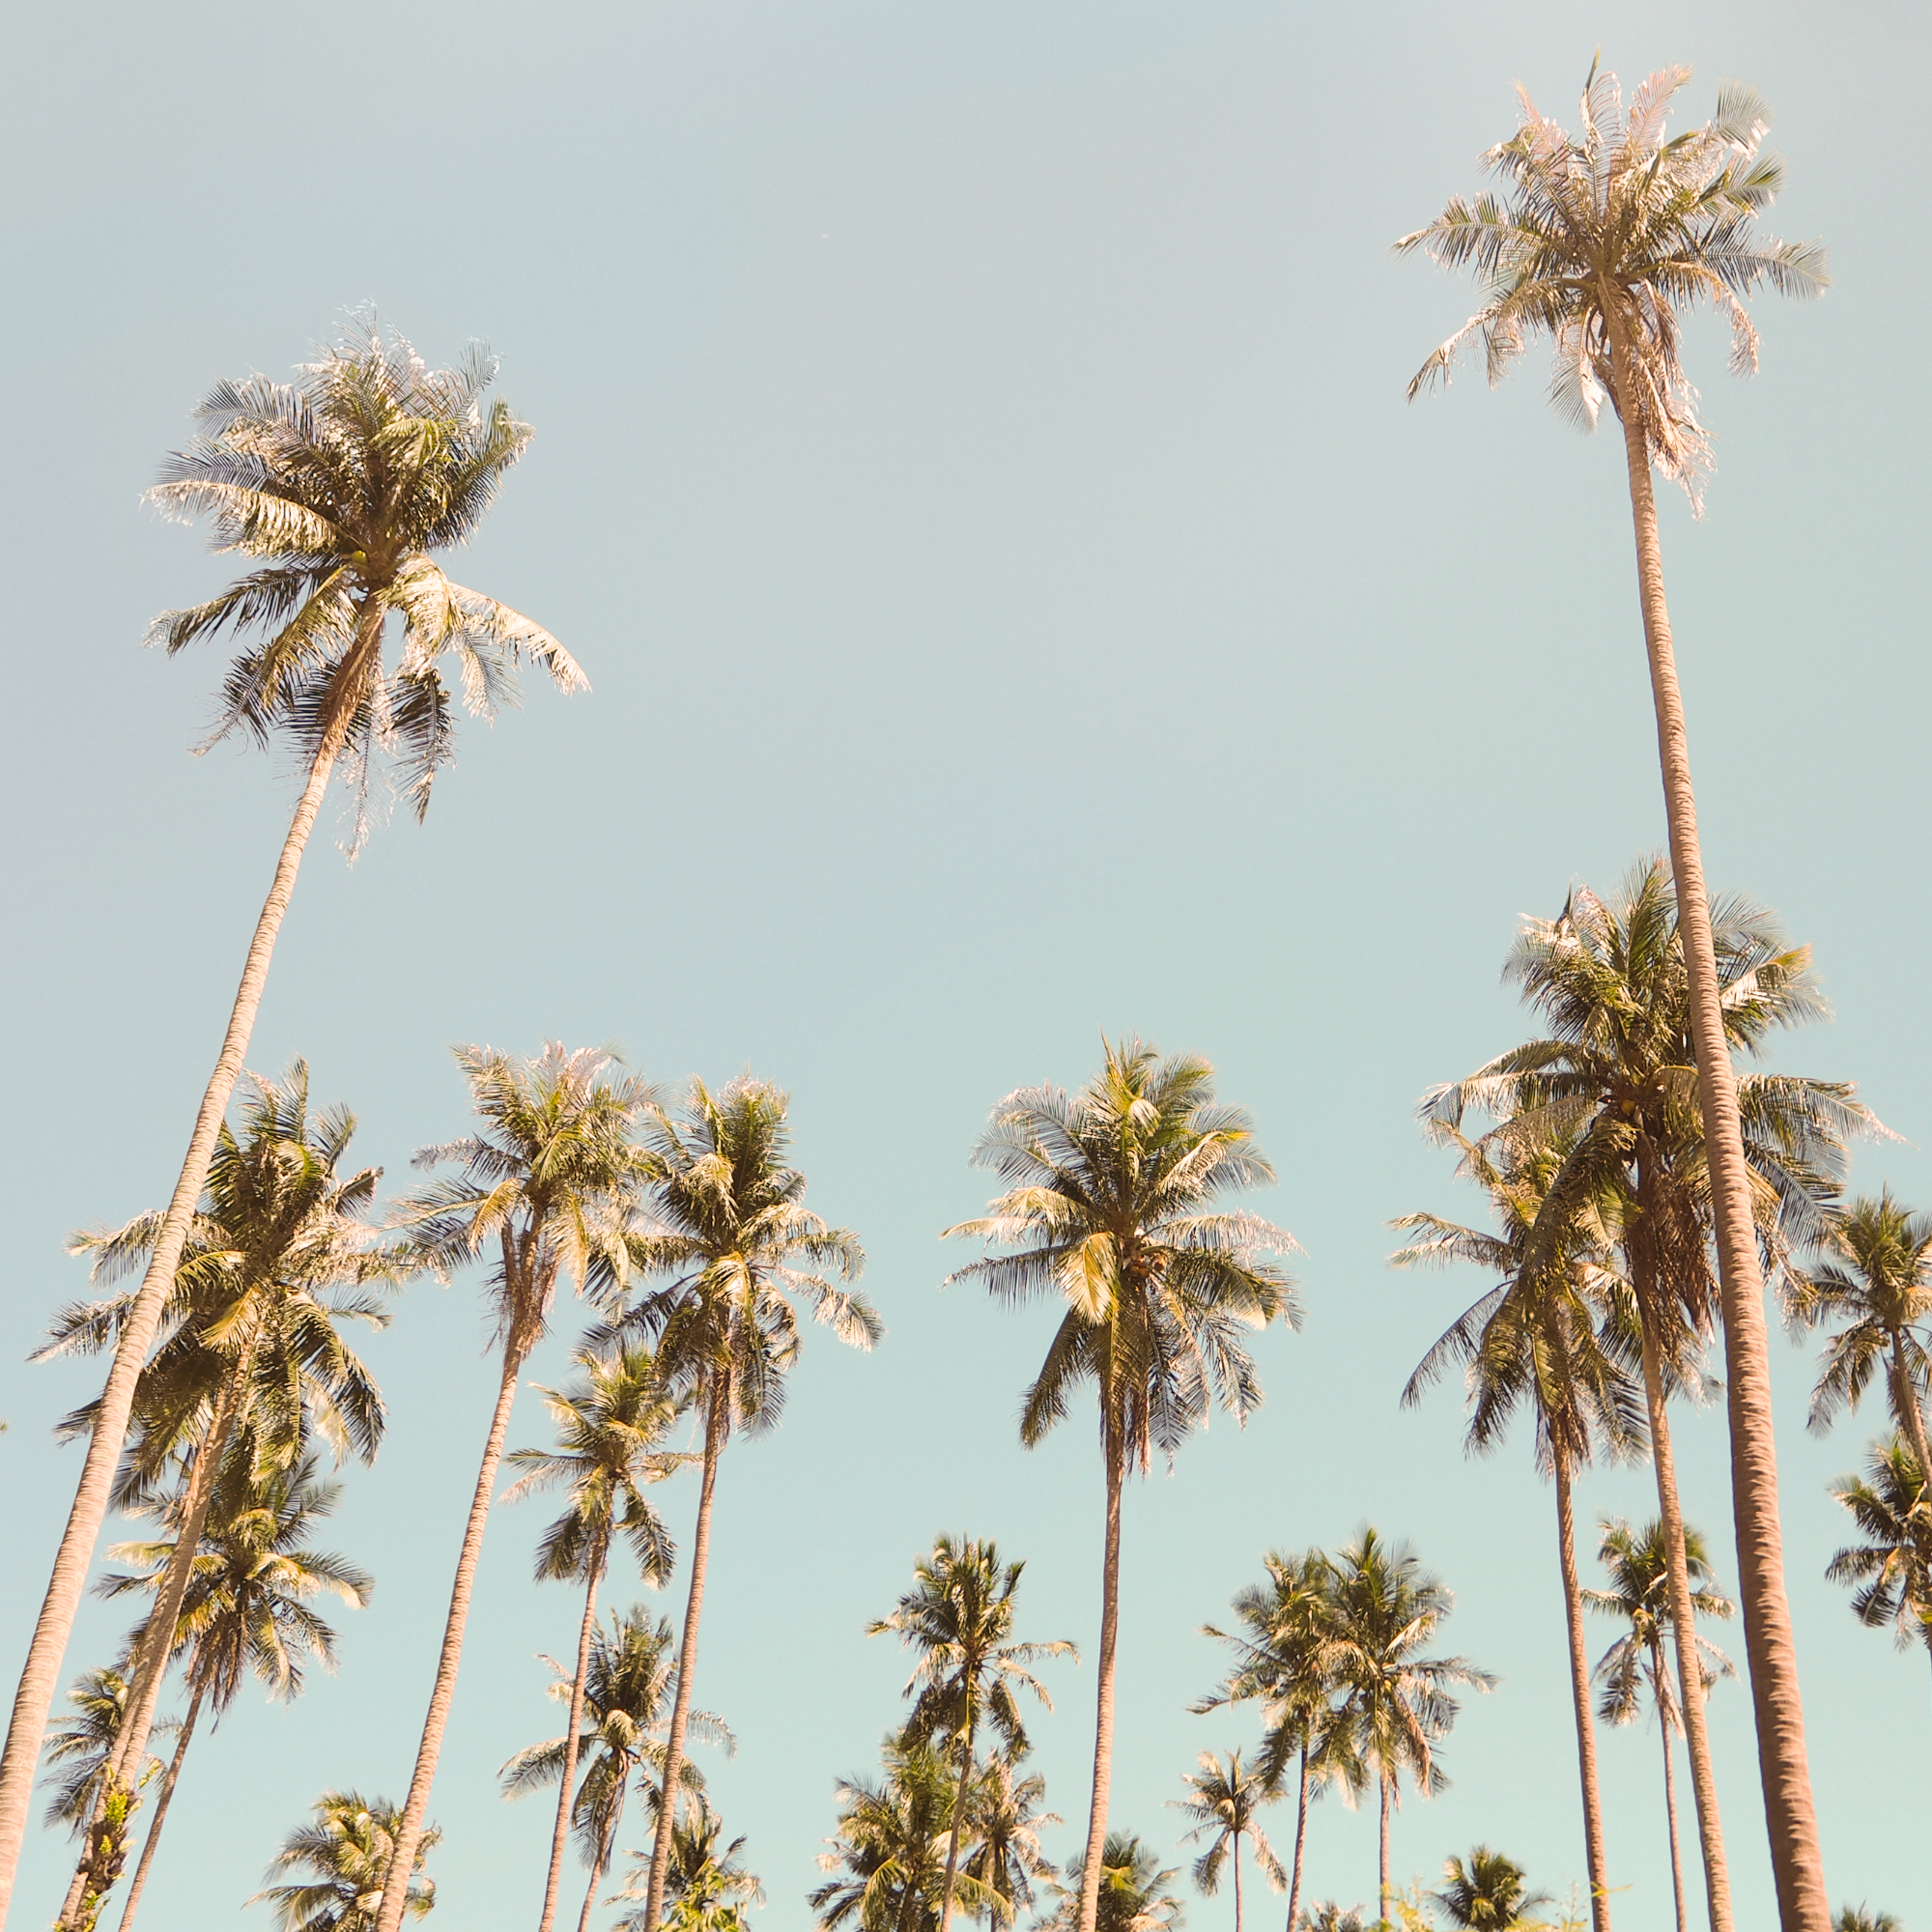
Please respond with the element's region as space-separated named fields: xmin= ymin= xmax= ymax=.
xmin=1608 ymin=302 xmax=1829 ymax=1932
xmin=0 ymin=634 xmax=371 ymax=1925
xmin=1073 ymin=1415 xmax=1124 ymax=1932
xmin=115 ymin=1678 xmax=205 ymax=1932
xmin=639 ymin=1373 xmax=727 ymax=1932
xmin=937 ymin=1712 xmax=976 ymax=1932
xmin=1285 ymin=1747 xmax=1308 ymax=1932
xmin=1377 ymin=1776 xmax=1390 ymax=1928
xmin=1232 ymin=1832 xmax=1242 ymax=1932
xmin=1554 ymin=1460 xmax=1613 ymax=1932
xmin=538 ymin=1552 xmax=605 ymax=1932
xmin=374 ymin=1346 xmax=526 ymax=1932
xmin=1635 ymin=1320 xmax=1731 ymax=1932
xmin=1656 ymin=1651 xmax=1689 ymax=1932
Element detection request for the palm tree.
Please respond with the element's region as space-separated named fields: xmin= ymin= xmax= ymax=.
xmin=36 ymin=1666 xmax=161 ymax=1844
xmin=381 ymin=1045 xmax=654 ymax=1932
xmin=867 ymin=1535 xmax=1073 ymax=1932
xmin=99 ymin=1451 xmax=372 ymax=1931
xmin=1043 ymin=1833 xmax=1185 ymax=1932
xmin=1295 ymin=1911 xmax=1365 ymax=1932
xmin=0 ymin=320 xmax=582 ymax=1908
xmin=614 ymin=1806 xmax=762 ymax=1932
xmin=957 ymin=1756 xmax=1061 ymax=1921
xmin=1826 ymin=1436 xmax=1932 ymax=1672
xmin=1796 ymin=1192 xmax=1932 ymax=1490
xmin=503 ymin=1345 xmax=683 ymax=1932
xmin=1833 ymin=1909 xmax=1900 ymax=1932
xmin=249 ymin=1793 xmax=439 ymax=1932
xmin=617 ymin=1076 xmax=873 ymax=1932
xmin=1396 ymin=1124 xmax=1640 ymax=1932
xmin=1320 ymin=1529 xmax=1492 ymax=1926
xmin=945 ymin=1038 xmax=1298 ymax=1932
xmin=1584 ymin=1517 xmax=1734 ymax=1932
xmin=1398 ymin=64 xmax=1833 ymax=1927
xmin=1170 ymin=1751 xmax=1284 ymax=1932
xmin=1198 ymin=1549 xmax=1359 ymax=1932
xmin=1421 ymin=861 xmax=1875 ymax=1932
xmin=1429 ymin=1849 xmax=1551 ymax=1930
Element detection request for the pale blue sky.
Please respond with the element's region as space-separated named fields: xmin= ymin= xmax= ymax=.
xmin=2 ymin=3 xmax=1925 ymax=1927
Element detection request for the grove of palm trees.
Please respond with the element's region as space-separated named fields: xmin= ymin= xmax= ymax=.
xmin=1 ymin=11 xmax=1926 ymax=1932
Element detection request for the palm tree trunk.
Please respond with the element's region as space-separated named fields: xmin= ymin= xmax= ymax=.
xmin=1073 ymin=1411 xmax=1125 ymax=1932
xmin=1635 ymin=1317 xmax=1732 ymax=1932
xmin=1377 ymin=1776 xmax=1390 ymax=1929
xmin=1284 ymin=1747 xmax=1308 ymax=1932
xmin=114 ymin=1680 xmax=204 ymax=1932
xmin=1554 ymin=1459 xmax=1612 ymax=1932
xmin=0 ymin=612 xmax=376 ymax=1925
xmin=1889 ymin=1341 xmax=1932 ymax=1500
xmin=1607 ymin=299 xmax=1830 ymax=1932
xmin=539 ymin=1552 xmax=606 ymax=1932
xmin=575 ymin=1771 xmax=625 ymax=1932
xmin=639 ymin=1371 xmax=727 ymax=1932
xmin=1655 ymin=1655 xmax=1689 ymax=1932
xmin=374 ymin=1343 xmax=526 ymax=1932
xmin=1233 ymin=1830 xmax=1242 ymax=1932
xmin=937 ymin=1713 xmax=977 ymax=1932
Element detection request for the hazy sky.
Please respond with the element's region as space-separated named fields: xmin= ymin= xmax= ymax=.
xmin=3 ymin=3 xmax=1924 ymax=1927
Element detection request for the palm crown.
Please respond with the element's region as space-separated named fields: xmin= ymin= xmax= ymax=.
xmin=1169 ymin=1747 xmax=1285 ymax=1901
xmin=249 ymin=1792 xmax=439 ymax=1932
xmin=1584 ymin=1516 xmax=1735 ymax=1727
xmin=1428 ymin=1845 xmax=1551 ymax=1929
xmin=1826 ymin=1437 xmax=1932 ymax=1656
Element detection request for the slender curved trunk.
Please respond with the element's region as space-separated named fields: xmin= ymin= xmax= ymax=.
xmin=1233 ymin=1830 xmax=1242 ymax=1932
xmin=639 ymin=1371 xmax=727 ymax=1932
xmin=539 ymin=1552 xmax=606 ymax=1932
xmin=1607 ymin=300 xmax=1829 ymax=1932
xmin=1889 ymin=1340 xmax=1932 ymax=1500
xmin=1073 ymin=1410 xmax=1124 ymax=1932
xmin=1635 ymin=1316 xmax=1732 ymax=1932
xmin=1377 ymin=1776 xmax=1390 ymax=1928
xmin=937 ymin=1706 xmax=977 ymax=1932
xmin=0 ymin=609 xmax=377 ymax=1924
xmin=1284 ymin=1747 xmax=1308 ymax=1932
xmin=374 ymin=1343 xmax=526 ymax=1932
xmin=115 ymin=1679 xmax=204 ymax=1932
xmin=1654 ymin=1651 xmax=1689 ymax=1932
xmin=575 ymin=1772 xmax=625 ymax=1932
xmin=1554 ymin=1459 xmax=1612 ymax=1932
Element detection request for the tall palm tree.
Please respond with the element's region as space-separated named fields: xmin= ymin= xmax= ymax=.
xmin=1428 ymin=1848 xmax=1551 ymax=1931
xmin=867 ymin=1535 xmax=1072 ymax=1932
xmin=1825 ymin=1436 xmax=1932 ymax=1672
xmin=1584 ymin=1517 xmax=1734 ymax=1932
xmin=249 ymin=1793 xmax=439 ymax=1932
xmin=1796 ymin=1192 xmax=1932 ymax=1489
xmin=1320 ymin=1529 xmax=1492 ymax=1926
xmin=945 ymin=1038 xmax=1298 ymax=1932
xmin=1198 ymin=1549 xmax=1359 ymax=1932
xmin=1396 ymin=1124 xmax=1640 ymax=1932
xmin=99 ymin=1451 xmax=372 ymax=1932
xmin=0 ymin=321 xmax=582 ymax=1915
xmin=1043 ymin=1833 xmax=1185 ymax=1932
xmin=957 ymin=1755 xmax=1061 ymax=1922
xmin=503 ymin=1345 xmax=683 ymax=1932
xmin=616 ymin=1076 xmax=873 ymax=1932
xmin=36 ymin=1665 xmax=161 ymax=1846
xmin=1170 ymin=1751 xmax=1285 ymax=1932
xmin=381 ymin=1045 xmax=653 ymax=1932
xmin=1422 ymin=862 xmax=1875 ymax=1932
xmin=1398 ymin=65 xmax=1833 ymax=1928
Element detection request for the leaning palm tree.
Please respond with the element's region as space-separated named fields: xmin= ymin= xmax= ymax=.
xmin=379 ymin=1045 xmax=653 ymax=1932
xmin=502 ymin=1345 xmax=683 ymax=1932
xmin=1429 ymin=1848 xmax=1552 ymax=1930
xmin=1321 ymin=1529 xmax=1493 ymax=1926
xmin=99 ymin=1451 xmax=372 ymax=1932
xmin=1422 ymin=861 xmax=1876 ymax=1932
xmin=1169 ymin=1750 xmax=1285 ymax=1932
xmin=1396 ymin=1123 xmax=1640 ymax=1932
xmin=249 ymin=1792 xmax=439 ymax=1932
xmin=945 ymin=1038 xmax=1298 ymax=1932
xmin=1399 ymin=64 xmax=1833 ymax=1929
xmin=1584 ymin=1518 xmax=1734 ymax=1932
xmin=1826 ymin=1436 xmax=1932 ymax=1672
xmin=617 ymin=1076 xmax=873 ymax=1932
xmin=957 ymin=1755 xmax=1061 ymax=1922
xmin=1796 ymin=1192 xmax=1932 ymax=1490
xmin=0 ymin=319 xmax=582 ymax=1904
xmin=1042 ymin=1833 xmax=1185 ymax=1932
xmin=867 ymin=1535 xmax=1073 ymax=1932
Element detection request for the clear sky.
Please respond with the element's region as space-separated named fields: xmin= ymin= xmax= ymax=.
xmin=2 ymin=2 xmax=1923 ymax=1927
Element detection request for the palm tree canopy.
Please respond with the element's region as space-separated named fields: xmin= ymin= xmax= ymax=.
xmin=1833 ymin=1908 xmax=1902 ymax=1932
xmin=1397 ymin=61 xmax=1827 ymax=506
xmin=1169 ymin=1748 xmax=1286 ymax=1898
xmin=1044 ymin=1832 xmax=1184 ymax=1932
xmin=957 ymin=1756 xmax=1061 ymax=1914
xmin=37 ymin=1662 xmax=166 ymax=1836
xmin=1826 ymin=1436 xmax=1932 ymax=1653
xmin=248 ymin=1791 xmax=440 ymax=1932
xmin=145 ymin=312 xmax=583 ymax=843
xmin=945 ymin=1037 xmax=1299 ymax=1465
xmin=1428 ymin=1846 xmax=1553 ymax=1929
xmin=1583 ymin=1515 xmax=1734 ymax=1727
xmin=1793 ymin=1189 xmax=1932 ymax=1435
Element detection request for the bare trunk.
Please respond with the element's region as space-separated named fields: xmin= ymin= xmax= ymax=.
xmin=539 ymin=1553 xmax=605 ymax=1932
xmin=1284 ymin=1748 xmax=1308 ymax=1932
xmin=374 ymin=1344 xmax=525 ymax=1932
xmin=1073 ymin=1413 xmax=1124 ymax=1932
xmin=0 ymin=610 xmax=375 ymax=1924
xmin=114 ymin=1680 xmax=204 ymax=1932
xmin=1233 ymin=1830 xmax=1242 ymax=1932
xmin=1607 ymin=300 xmax=1829 ymax=1932
xmin=1377 ymin=1776 xmax=1390 ymax=1929
xmin=1555 ymin=1460 xmax=1613 ymax=1932
xmin=1636 ymin=1317 xmax=1732 ymax=1932
xmin=937 ymin=1708 xmax=976 ymax=1932
xmin=1656 ymin=1651 xmax=1689 ymax=1932
xmin=639 ymin=1372 xmax=727 ymax=1932
xmin=1890 ymin=1341 xmax=1932 ymax=1501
